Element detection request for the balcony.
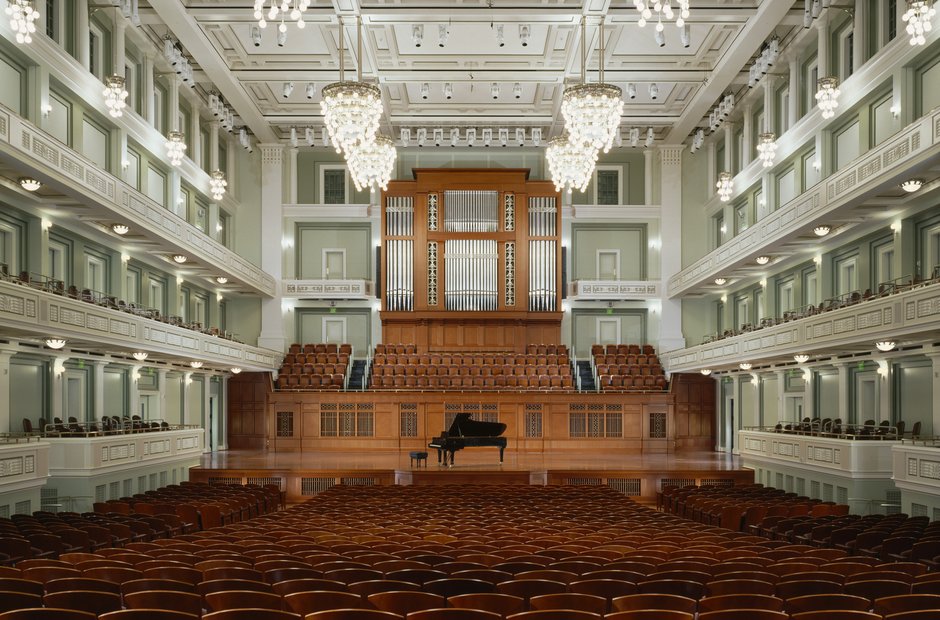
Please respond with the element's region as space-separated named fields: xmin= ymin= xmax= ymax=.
xmin=892 ymin=442 xmax=940 ymax=497
xmin=568 ymin=280 xmax=661 ymax=301
xmin=740 ymin=429 xmax=897 ymax=478
xmin=0 ymin=104 xmax=276 ymax=297
xmin=46 ymin=427 xmax=205 ymax=476
xmin=0 ymin=436 xmax=49 ymax=496
xmin=0 ymin=277 xmax=281 ymax=370
xmin=283 ymin=279 xmax=374 ymax=300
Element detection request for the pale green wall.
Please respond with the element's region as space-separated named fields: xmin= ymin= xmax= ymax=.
xmin=296 ymin=224 xmax=372 ymax=279
xmin=165 ymin=374 xmax=183 ymax=425
xmin=0 ymin=52 xmax=24 ymax=115
xmin=741 ymin=380 xmax=758 ymax=427
xmin=188 ymin=377 xmax=204 ymax=427
xmin=297 ymin=151 xmax=370 ymax=204
xmin=10 ymin=359 xmax=46 ymax=433
xmin=571 ymin=224 xmax=647 ymax=281
xmin=225 ymin=298 xmax=262 ymax=345
xmin=297 ymin=309 xmax=371 ymax=352
xmin=761 ymin=375 xmax=779 ymax=425
xmin=570 ymin=309 xmax=647 ymax=359
xmin=817 ymin=371 xmax=839 ymax=418
xmin=103 ymin=369 xmax=126 ymax=417
xmin=570 ymin=151 xmax=646 ymax=205
xmin=680 ymin=148 xmax=710 ymax=268
xmin=920 ymin=55 xmax=940 ymax=115
xmin=233 ymin=149 xmax=263 ymax=266
xmin=897 ymin=362 xmax=933 ymax=435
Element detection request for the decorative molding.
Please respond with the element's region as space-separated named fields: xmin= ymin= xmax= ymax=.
xmin=427 ymin=243 xmax=438 ymax=306
xmin=46 ymin=429 xmax=205 ymax=475
xmin=0 ymin=441 xmax=49 ymax=496
xmin=282 ymin=279 xmax=374 ymax=299
xmin=740 ymin=430 xmax=896 ymax=477
xmin=659 ymin=146 xmax=684 ymax=167
xmin=569 ymin=280 xmax=661 ymax=300
xmin=260 ymin=143 xmax=285 ymax=166
xmin=505 ymin=242 xmax=515 ymax=307
xmin=892 ymin=444 xmax=940 ymax=496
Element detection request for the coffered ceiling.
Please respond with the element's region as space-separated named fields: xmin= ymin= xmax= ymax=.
xmin=143 ymin=1 xmax=802 ymax=146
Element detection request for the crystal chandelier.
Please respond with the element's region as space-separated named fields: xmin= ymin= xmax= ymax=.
xmin=756 ymin=132 xmax=777 ymax=168
xmin=815 ymin=77 xmax=840 ymax=119
xmin=634 ymin=1 xmax=691 ymax=30
xmin=321 ymin=17 xmax=383 ymax=155
xmin=716 ymin=171 xmax=733 ymax=202
xmin=165 ymin=131 xmax=187 ymax=166
xmin=903 ymin=1 xmax=935 ymax=46
xmin=546 ymin=134 xmax=597 ymax=194
xmin=562 ymin=19 xmax=623 ymax=154
xmin=103 ymin=75 xmax=128 ymax=118
xmin=253 ymin=0 xmax=309 ymax=31
xmin=6 ymin=0 xmax=38 ymax=45
xmin=210 ymin=170 xmax=228 ymax=201
xmin=347 ymin=135 xmax=396 ymax=191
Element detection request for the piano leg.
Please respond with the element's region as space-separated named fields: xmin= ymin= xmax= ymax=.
xmin=499 ymin=446 xmax=505 ymax=463
xmin=436 ymin=448 xmax=444 ymax=465
xmin=448 ymin=450 xmax=455 ymax=467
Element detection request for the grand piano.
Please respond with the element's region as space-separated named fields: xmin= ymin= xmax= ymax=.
xmin=429 ymin=413 xmax=507 ymax=466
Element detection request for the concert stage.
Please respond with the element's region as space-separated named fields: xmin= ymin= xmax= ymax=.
xmin=189 ymin=448 xmax=754 ymax=505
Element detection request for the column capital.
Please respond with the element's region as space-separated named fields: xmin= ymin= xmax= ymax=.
xmin=658 ymin=145 xmax=684 ymax=167
xmin=259 ymin=143 xmax=285 ymax=165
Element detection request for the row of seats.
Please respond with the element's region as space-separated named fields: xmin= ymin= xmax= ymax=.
xmin=376 ymin=344 xmax=569 ymax=356
xmin=773 ymin=418 xmax=913 ymax=440
xmin=591 ymin=344 xmax=667 ymax=393
xmin=2 ymin=483 xmax=940 ymax=618
xmin=371 ymin=365 xmax=572 ymax=377
xmin=595 ymin=365 xmax=664 ymax=378
xmin=287 ymin=344 xmax=352 ymax=356
xmin=373 ymin=355 xmax=570 ymax=367
xmin=280 ymin=364 xmax=348 ymax=377
xmin=597 ymin=376 xmax=667 ymax=391
xmin=275 ymin=374 xmax=346 ymax=390
xmin=283 ymin=355 xmax=351 ymax=368
xmin=276 ymin=344 xmax=353 ymax=392
xmin=371 ymin=375 xmax=575 ymax=391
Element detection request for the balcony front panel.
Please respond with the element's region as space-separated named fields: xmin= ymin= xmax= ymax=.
xmin=740 ymin=430 xmax=897 ymax=478
xmin=46 ymin=429 xmax=205 ymax=476
xmin=0 ymin=439 xmax=50 ymax=494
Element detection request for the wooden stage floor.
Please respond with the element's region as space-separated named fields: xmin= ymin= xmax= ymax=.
xmin=191 ymin=448 xmax=752 ymax=504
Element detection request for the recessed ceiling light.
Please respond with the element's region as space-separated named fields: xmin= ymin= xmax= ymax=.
xmin=813 ymin=225 xmax=831 ymax=237
xmin=700 ymin=369 xmax=712 ymax=375
xmin=900 ymin=178 xmax=924 ymax=193
xmin=793 ymin=354 xmax=809 ymax=364
xmin=875 ymin=341 xmax=896 ymax=352
xmin=172 ymin=254 xmax=188 ymax=264
xmin=133 ymin=352 xmax=148 ymax=361
xmin=111 ymin=224 xmax=129 ymax=235
xmin=215 ymin=276 xmax=228 ymax=284
xmin=739 ymin=362 xmax=752 ymax=370
xmin=714 ymin=277 xmax=727 ymax=286
xmin=45 ymin=338 xmax=67 ymax=350
xmin=755 ymin=256 xmax=770 ymax=265
xmin=19 ymin=177 xmax=41 ymax=191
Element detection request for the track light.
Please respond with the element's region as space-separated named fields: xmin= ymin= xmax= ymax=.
xmin=251 ymin=25 xmax=262 ymax=46
xmin=400 ymin=128 xmax=411 ymax=147
xmin=680 ymin=24 xmax=690 ymax=47
xmin=438 ymin=24 xmax=449 ymax=47
xmin=482 ymin=128 xmax=492 ymax=147
xmin=290 ymin=126 xmax=298 ymax=147
xmin=321 ymin=127 xmax=329 ymax=147
xmin=277 ymin=28 xmax=287 ymax=47
xmin=491 ymin=83 xmax=500 ymax=99
xmin=498 ymin=128 xmax=508 ymax=147
xmin=645 ymin=127 xmax=655 ymax=148
xmin=304 ymin=127 xmax=315 ymax=146
xmin=629 ymin=128 xmax=640 ymax=148
xmin=433 ymin=128 xmax=443 ymax=147
xmin=282 ymin=81 xmax=294 ymax=98
xmin=627 ymin=83 xmax=636 ymax=99
xmin=443 ymin=82 xmax=453 ymax=100
xmin=466 ymin=128 xmax=476 ymax=147
xmin=649 ymin=83 xmax=659 ymax=100
xmin=495 ymin=24 xmax=505 ymax=47
xmin=305 ymin=82 xmax=315 ymax=99
xmin=416 ymin=128 xmax=426 ymax=147
xmin=531 ymin=128 xmax=541 ymax=146
xmin=516 ymin=128 xmax=525 ymax=146
xmin=412 ymin=24 xmax=423 ymax=47
xmin=513 ymin=83 xmax=522 ymax=99
xmin=654 ymin=28 xmax=666 ymax=47
xmin=420 ymin=83 xmax=429 ymax=100
xmin=519 ymin=24 xmax=530 ymax=46
xmin=450 ymin=128 xmax=459 ymax=147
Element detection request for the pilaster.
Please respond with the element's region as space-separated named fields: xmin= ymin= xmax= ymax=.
xmin=111 ymin=9 xmax=126 ymax=79
xmin=788 ymin=58 xmax=800 ymax=128
xmin=742 ymin=104 xmax=753 ymax=168
xmin=156 ymin=369 xmax=168 ymax=423
xmin=142 ymin=53 xmax=155 ymax=125
xmin=817 ymin=11 xmax=830 ymax=78
xmin=76 ymin=0 xmax=90 ymax=72
xmin=657 ymin=146 xmax=685 ymax=352
xmin=852 ymin=1 xmax=868 ymax=74
xmin=288 ymin=147 xmax=299 ymax=204
xmin=927 ymin=354 xmax=940 ymax=436
xmin=92 ymin=361 xmax=107 ymax=424
xmin=837 ymin=362 xmax=851 ymax=424
xmin=643 ymin=149 xmax=654 ymax=206
xmin=0 ymin=349 xmax=16 ymax=433
xmin=258 ymin=144 xmax=287 ymax=351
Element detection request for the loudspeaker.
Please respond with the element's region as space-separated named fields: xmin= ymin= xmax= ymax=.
xmin=375 ymin=247 xmax=382 ymax=300
xmin=561 ymin=246 xmax=567 ymax=300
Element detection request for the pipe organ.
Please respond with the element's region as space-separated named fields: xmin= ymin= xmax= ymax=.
xmin=381 ymin=169 xmax=562 ymax=351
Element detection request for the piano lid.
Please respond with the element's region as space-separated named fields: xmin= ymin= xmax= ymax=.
xmin=446 ymin=413 xmax=507 ymax=438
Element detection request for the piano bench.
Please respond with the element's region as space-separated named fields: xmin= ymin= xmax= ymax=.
xmin=409 ymin=451 xmax=429 ymax=467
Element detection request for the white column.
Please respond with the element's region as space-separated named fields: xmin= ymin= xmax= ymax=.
xmin=788 ymin=58 xmax=800 ymax=128
xmin=763 ymin=75 xmax=776 ymax=134
xmin=181 ymin=372 xmax=191 ymax=425
xmin=928 ymin=354 xmax=940 ymax=436
xmin=837 ymin=362 xmax=851 ymax=423
xmin=878 ymin=360 xmax=892 ymax=424
xmin=802 ymin=369 xmax=814 ymax=422
xmin=190 ymin=99 xmax=202 ymax=170
xmin=111 ymin=10 xmax=126 ymax=79
xmin=723 ymin=122 xmax=734 ymax=171
xmin=643 ymin=149 xmax=654 ymax=205
xmin=706 ymin=141 xmax=717 ymax=194
xmin=128 ymin=366 xmax=140 ymax=419
xmin=92 ymin=361 xmax=107 ymax=424
xmin=852 ymin=0 xmax=868 ymax=74
xmin=657 ymin=146 xmax=685 ymax=352
xmin=142 ymin=53 xmax=155 ymax=125
xmin=742 ymin=104 xmax=753 ymax=168
xmin=50 ymin=356 xmax=66 ymax=423
xmin=202 ymin=373 xmax=212 ymax=453
xmin=167 ymin=75 xmax=183 ymax=217
xmin=219 ymin=375 xmax=229 ymax=450
xmin=0 ymin=349 xmax=16 ymax=433
xmin=208 ymin=122 xmax=221 ymax=240
xmin=156 ymin=369 xmax=168 ymax=423
xmin=729 ymin=374 xmax=740 ymax=453
xmin=817 ymin=11 xmax=830 ymax=79
xmin=258 ymin=144 xmax=287 ymax=351
xmin=288 ymin=147 xmax=299 ymax=204
xmin=76 ymin=0 xmax=90 ymax=71
xmin=775 ymin=370 xmax=787 ymax=426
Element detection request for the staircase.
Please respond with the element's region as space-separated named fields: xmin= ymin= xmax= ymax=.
xmin=577 ymin=360 xmax=597 ymax=392
xmin=346 ymin=359 xmax=368 ymax=390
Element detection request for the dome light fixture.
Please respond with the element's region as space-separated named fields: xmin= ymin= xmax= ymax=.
xmin=231 ymin=367 xmax=242 ymax=374
xmin=215 ymin=276 xmax=229 ymax=285
xmin=700 ymin=369 xmax=712 ymax=376
xmin=45 ymin=338 xmax=67 ymax=350
xmin=111 ymin=223 xmax=129 ymax=235
xmin=714 ymin=277 xmax=727 ymax=286
xmin=716 ymin=171 xmax=733 ymax=202
xmin=190 ymin=361 xmax=204 ymax=369
xmin=875 ymin=341 xmax=896 ymax=352
xmin=755 ymin=256 xmax=770 ymax=265
xmin=133 ymin=352 xmax=149 ymax=361
xmin=813 ymin=225 xmax=831 ymax=237
xmin=739 ymin=362 xmax=752 ymax=371
xmin=900 ymin=178 xmax=925 ymax=193
xmin=793 ymin=354 xmax=810 ymax=364
xmin=172 ymin=254 xmax=188 ymax=264
xmin=19 ymin=177 xmax=41 ymax=191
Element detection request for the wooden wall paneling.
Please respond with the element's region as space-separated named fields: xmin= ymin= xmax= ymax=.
xmin=227 ymin=373 xmax=268 ymax=450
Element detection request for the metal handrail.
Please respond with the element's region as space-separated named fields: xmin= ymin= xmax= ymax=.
xmin=41 ymin=420 xmax=200 ymax=437
xmin=743 ymin=424 xmax=903 ymax=440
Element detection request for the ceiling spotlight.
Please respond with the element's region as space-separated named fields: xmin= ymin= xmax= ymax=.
xmin=231 ymin=367 xmax=242 ymax=374
xmin=412 ymin=24 xmax=423 ymax=47
xmin=420 ymin=82 xmax=429 ymax=100
xmin=714 ymin=277 xmax=727 ymax=286
xmin=654 ymin=28 xmax=666 ymax=47
xmin=172 ymin=254 xmax=188 ymax=264
xmin=516 ymin=128 xmax=525 ymax=146
xmin=438 ymin=24 xmax=449 ymax=47
xmin=813 ymin=225 xmax=831 ymax=237
xmin=450 ymin=128 xmax=459 ymax=147
xmin=700 ymin=369 xmax=712 ymax=376
xmin=305 ymin=82 xmax=315 ymax=99
xmin=466 ymin=128 xmax=476 ymax=147
xmin=111 ymin=224 xmax=129 ymax=235
xmin=19 ymin=177 xmax=41 ymax=191
xmin=290 ymin=126 xmax=298 ymax=147
xmin=531 ymin=128 xmax=541 ymax=146
xmin=305 ymin=127 xmax=315 ymax=146
xmin=416 ymin=127 xmax=427 ymax=147
xmin=400 ymin=128 xmax=411 ymax=147
xmin=495 ymin=24 xmax=505 ymax=47
xmin=627 ymin=83 xmax=636 ymax=99
xmin=491 ymin=83 xmax=500 ymax=99
xmin=630 ymin=128 xmax=640 ymax=147
xmin=498 ymin=128 xmax=509 ymax=147
xmin=251 ymin=25 xmax=262 ymax=46
xmin=900 ymin=178 xmax=924 ymax=192
xmin=276 ymin=28 xmax=287 ymax=47
xmin=680 ymin=23 xmax=691 ymax=47
xmin=649 ymin=83 xmax=659 ymax=100
xmin=482 ymin=128 xmax=492 ymax=147
xmin=433 ymin=128 xmax=443 ymax=147
xmin=793 ymin=354 xmax=810 ymax=364
xmin=513 ymin=82 xmax=522 ymax=99
xmin=190 ymin=361 xmax=204 ymax=369
xmin=282 ymin=81 xmax=294 ymax=98
xmin=755 ymin=256 xmax=770 ymax=265
xmin=45 ymin=338 xmax=67 ymax=350
xmin=443 ymin=82 xmax=453 ymax=100
xmin=645 ymin=127 xmax=655 ymax=148
xmin=133 ymin=352 xmax=149 ymax=361
xmin=216 ymin=276 xmax=228 ymax=284
xmin=875 ymin=341 xmax=896 ymax=352
xmin=739 ymin=362 xmax=752 ymax=370
xmin=519 ymin=24 xmax=530 ymax=47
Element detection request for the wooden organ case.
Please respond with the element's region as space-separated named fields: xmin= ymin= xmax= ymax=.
xmin=381 ymin=169 xmax=562 ymax=351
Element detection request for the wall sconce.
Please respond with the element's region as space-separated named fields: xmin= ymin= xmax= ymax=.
xmin=877 ymin=360 xmax=889 ymax=378
xmin=41 ymin=218 xmax=52 ymax=231
xmin=802 ymin=368 xmax=812 ymax=382
xmin=131 ymin=365 xmax=142 ymax=381
xmin=41 ymin=102 xmax=52 ymax=116
xmin=53 ymin=358 xmax=66 ymax=377
xmin=185 ymin=371 xmax=193 ymax=385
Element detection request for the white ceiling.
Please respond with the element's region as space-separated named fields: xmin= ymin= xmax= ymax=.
xmin=143 ymin=1 xmax=803 ymax=146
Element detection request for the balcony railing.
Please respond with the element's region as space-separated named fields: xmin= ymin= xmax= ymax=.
xmin=568 ymin=280 xmax=661 ymax=300
xmin=282 ymin=279 xmax=374 ymax=299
